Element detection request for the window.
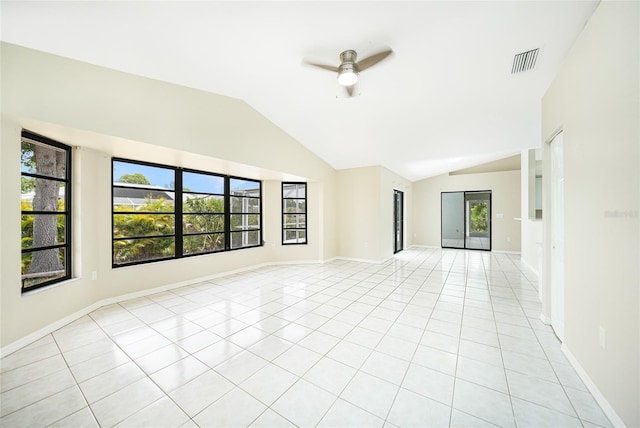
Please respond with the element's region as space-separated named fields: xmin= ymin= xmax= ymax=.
xmin=21 ymin=130 xmax=72 ymax=292
xmin=182 ymin=171 xmax=226 ymax=255
xmin=112 ymin=159 xmax=262 ymax=267
xmin=112 ymin=161 xmax=176 ymax=265
xmin=282 ymin=182 xmax=307 ymax=245
xmin=230 ymin=178 xmax=262 ymax=249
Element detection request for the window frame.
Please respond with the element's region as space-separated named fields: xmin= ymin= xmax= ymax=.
xmin=112 ymin=159 xmax=177 ymax=267
xmin=181 ymin=168 xmax=227 ymax=257
xmin=112 ymin=158 xmax=262 ymax=268
xmin=281 ymin=182 xmax=307 ymax=245
xmin=21 ymin=130 xmax=72 ymax=292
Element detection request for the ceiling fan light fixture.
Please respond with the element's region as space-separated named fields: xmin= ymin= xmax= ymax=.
xmin=337 ymin=63 xmax=358 ymax=86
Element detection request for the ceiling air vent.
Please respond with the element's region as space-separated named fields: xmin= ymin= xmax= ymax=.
xmin=511 ymin=48 xmax=539 ymax=74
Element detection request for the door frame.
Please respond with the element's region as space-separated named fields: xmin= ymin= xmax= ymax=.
xmin=545 ymin=130 xmax=565 ymax=341
xmin=441 ymin=190 xmax=492 ymax=251
xmin=394 ymin=189 xmax=404 ymax=254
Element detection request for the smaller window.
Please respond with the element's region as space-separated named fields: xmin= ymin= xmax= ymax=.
xmin=282 ymin=182 xmax=307 ymax=245
xmin=21 ymin=130 xmax=72 ymax=292
xmin=229 ymin=178 xmax=262 ymax=250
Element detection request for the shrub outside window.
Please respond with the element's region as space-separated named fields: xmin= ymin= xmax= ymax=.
xmin=21 ymin=130 xmax=72 ymax=292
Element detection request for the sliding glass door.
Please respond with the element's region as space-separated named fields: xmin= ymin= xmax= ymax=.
xmin=441 ymin=191 xmax=491 ymax=251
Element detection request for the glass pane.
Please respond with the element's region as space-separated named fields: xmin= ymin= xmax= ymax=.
xmin=183 ymin=172 xmax=224 ymax=194
xmin=230 ymin=231 xmax=260 ymax=249
xmin=21 ymin=139 xmax=67 ymax=179
xmin=113 ymin=189 xmax=175 ymax=212
xmin=284 ymin=199 xmax=306 ymax=213
xmin=469 ymin=201 xmax=489 ymax=233
xmin=284 ymin=230 xmax=306 ymax=244
xmin=183 ymin=233 xmax=225 ymax=255
xmin=21 ymin=214 xmax=66 ymax=249
xmin=230 ymin=178 xmax=260 ymax=197
xmin=283 ymin=183 xmax=306 ymax=198
xmin=113 ymin=161 xmax=175 ymax=188
xmin=285 ymin=230 xmax=297 ymax=242
xmin=465 ymin=192 xmax=491 ymax=250
xmin=21 ymin=179 xmax=66 ymax=212
xmin=183 ymin=214 xmax=225 ymax=233
xmin=230 ymin=197 xmax=260 ymax=213
xmin=284 ymin=214 xmax=306 ymax=228
xmin=21 ymin=248 xmax=67 ymax=289
xmin=230 ymin=214 xmax=260 ymax=231
xmin=441 ymin=192 xmax=465 ymax=249
xmin=113 ymin=237 xmax=175 ymax=265
xmin=113 ymin=214 xmax=175 ymax=238
xmin=184 ymin=194 xmax=224 ymax=213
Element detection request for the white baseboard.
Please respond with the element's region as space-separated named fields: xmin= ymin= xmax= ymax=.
xmin=491 ymin=250 xmax=522 ymax=255
xmin=0 ymin=301 xmax=103 ymax=358
xmin=520 ymin=258 xmax=540 ymax=278
xmin=539 ymin=312 xmax=551 ymax=325
xmin=561 ymin=344 xmax=626 ymax=428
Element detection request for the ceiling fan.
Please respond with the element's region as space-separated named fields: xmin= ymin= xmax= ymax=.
xmin=304 ymin=47 xmax=393 ymax=97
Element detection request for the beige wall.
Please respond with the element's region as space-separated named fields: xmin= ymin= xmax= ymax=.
xmin=0 ymin=42 xmax=338 ymax=349
xmin=541 ymin=1 xmax=639 ymax=425
xmin=412 ymin=170 xmax=521 ymax=252
xmin=337 ymin=166 xmax=413 ymax=262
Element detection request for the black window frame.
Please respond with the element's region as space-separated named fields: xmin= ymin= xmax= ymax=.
xmin=112 ymin=158 xmax=262 ymax=268
xmin=182 ymin=168 xmax=227 ymax=257
xmin=282 ymin=182 xmax=307 ymax=245
xmin=21 ymin=130 xmax=72 ymax=292
xmin=229 ymin=177 xmax=263 ymax=250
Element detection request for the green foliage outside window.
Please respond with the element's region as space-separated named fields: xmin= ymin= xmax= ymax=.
xmin=470 ymin=201 xmax=488 ymax=233
xmin=113 ymin=194 xmax=236 ymax=264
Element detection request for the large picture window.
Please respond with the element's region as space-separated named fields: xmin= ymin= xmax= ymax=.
xmin=21 ymin=130 xmax=72 ymax=292
xmin=282 ymin=182 xmax=307 ymax=245
xmin=112 ymin=159 xmax=261 ymax=267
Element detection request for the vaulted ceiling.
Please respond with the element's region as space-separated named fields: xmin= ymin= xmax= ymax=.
xmin=1 ymin=1 xmax=599 ymax=181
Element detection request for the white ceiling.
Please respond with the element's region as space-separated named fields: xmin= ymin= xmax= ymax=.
xmin=1 ymin=1 xmax=599 ymax=181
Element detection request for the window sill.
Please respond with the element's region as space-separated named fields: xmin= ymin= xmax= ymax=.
xmin=22 ymin=277 xmax=81 ymax=297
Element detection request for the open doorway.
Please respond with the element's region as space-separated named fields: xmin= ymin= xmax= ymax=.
xmin=394 ymin=190 xmax=404 ymax=254
xmin=441 ymin=191 xmax=492 ymax=251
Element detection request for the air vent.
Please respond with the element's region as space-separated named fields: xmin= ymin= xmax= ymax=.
xmin=511 ymin=48 xmax=539 ymax=74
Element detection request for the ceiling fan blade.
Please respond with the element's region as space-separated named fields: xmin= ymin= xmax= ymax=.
xmin=356 ymin=48 xmax=393 ymax=71
xmin=302 ymin=59 xmax=339 ymax=72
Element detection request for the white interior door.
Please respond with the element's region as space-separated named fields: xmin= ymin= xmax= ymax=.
xmin=550 ymin=132 xmax=565 ymax=341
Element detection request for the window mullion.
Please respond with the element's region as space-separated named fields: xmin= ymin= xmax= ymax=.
xmin=175 ymin=169 xmax=183 ymax=257
xmin=224 ymin=176 xmax=231 ymax=250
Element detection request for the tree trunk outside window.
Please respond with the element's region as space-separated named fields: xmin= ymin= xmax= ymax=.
xmin=27 ymin=145 xmax=65 ymax=275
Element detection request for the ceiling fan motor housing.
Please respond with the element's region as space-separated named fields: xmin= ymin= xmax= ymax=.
xmin=337 ymin=50 xmax=359 ymax=86
xmin=340 ymin=50 xmax=358 ymax=64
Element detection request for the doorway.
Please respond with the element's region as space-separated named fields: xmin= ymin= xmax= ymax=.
xmin=441 ymin=191 xmax=491 ymax=251
xmin=549 ymin=132 xmax=565 ymax=341
xmin=394 ymin=190 xmax=404 ymax=254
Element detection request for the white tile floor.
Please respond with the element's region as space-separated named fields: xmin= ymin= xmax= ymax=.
xmin=0 ymin=247 xmax=612 ymax=428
